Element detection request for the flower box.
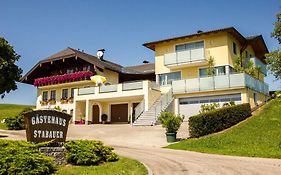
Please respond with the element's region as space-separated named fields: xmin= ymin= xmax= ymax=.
xmin=34 ymin=71 xmax=94 ymax=87
xmin=48 ymin=99 xmax=56 ymax=105
xmin=40 ymin=100 xmax=48 ymax=106
xmin=60 ymin=98 xmax=68 ymax=104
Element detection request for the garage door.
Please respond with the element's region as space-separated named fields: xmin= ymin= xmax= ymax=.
xmin=179 ymin=93 xmax=241 ymax=120
xmin=111 ymin=104 xmax=128 ymax=123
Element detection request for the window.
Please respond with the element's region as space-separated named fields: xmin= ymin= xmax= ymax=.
xmin=199 ymin=66 xmax=226 ymax=77
xmin=233 ymin=42 xmax=237 ymax=55
xmin=42 ymin=91 xmax=48 ymax=101
xmin=82 ymin=65 xmax=91 ymax=71
xmin=62 ymin=89 xmax=68 ymax=99
xmin=176 ymin=41 xmax=204 ymax=52
xmin=253 ymin=93 xmax=258 ymax=105
xmin=159 ymin=72 xmax=181 ymax=85
xmin=199 ymin=68 xmax=207 ymax=77
xmin=216 ymin=66 xmax=226 ymax=75
xmin=67 ymin=69 xmax=74 ymax=74
xmin=245 ymin=51 xmax=249 ymax=58
xmin=71 ymin=88 xmax=76 ymax=98
xmin=50 ymin=90 xmax=56 ymax=100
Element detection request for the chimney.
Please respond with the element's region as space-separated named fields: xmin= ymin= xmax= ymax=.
xmin=197 ymin=30 xmax=203 ymax=34
xmin=143 ymin=60 xmax=149 ymax=64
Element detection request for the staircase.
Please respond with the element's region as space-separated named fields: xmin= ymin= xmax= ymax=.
xmin=133 ymin=89 xmax=173 ymax=126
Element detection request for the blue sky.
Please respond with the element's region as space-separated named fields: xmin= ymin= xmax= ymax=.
xmin=0 ymin=0 xmax=280 ymax=105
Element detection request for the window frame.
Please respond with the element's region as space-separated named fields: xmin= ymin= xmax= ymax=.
xmin=50 ymin=90 xmax=56 ymax=100
xmin=42 ymin=91 xmax=48 ymax=101
xmin=159 ymin=71 xmax=182 ymax=86
xmin=62 ymin=89 xmax=69 ymax=99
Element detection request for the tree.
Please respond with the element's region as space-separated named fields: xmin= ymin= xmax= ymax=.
xmin=266 ymin=12 xmax=281 ymax=80
xmin=233 ymin=55 xmax=259 ymax=79
xmin=206 ymin=56 xmax=215 ymax=76
xmin=0 ymin=37 xmax=22 ymax=98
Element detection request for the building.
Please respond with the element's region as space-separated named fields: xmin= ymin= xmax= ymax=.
xmin=21 ymin=27 xmax=269 ymax=126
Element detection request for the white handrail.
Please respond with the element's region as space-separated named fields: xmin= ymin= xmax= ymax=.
xmin=154 ymin=88 xmax=173 ymax=121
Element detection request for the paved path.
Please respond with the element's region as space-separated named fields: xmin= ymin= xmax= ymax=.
xmin=1 ymin=124 xmax=281 ymax=175
xmin=114 ymin=146 xmax=281 ymax=175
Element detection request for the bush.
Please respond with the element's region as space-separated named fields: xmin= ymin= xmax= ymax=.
xmin=189 ymin=103 xmax=251 ymax=138
xmin=158 ymin=112 xmax=184 ymax=133
xmin=199 ymin=103 xmax=220 ymax=113
xmin=0 ymin=140 xmax=55 ymax=175
xmin=223 ymin=101 xmax=236 ymax=107
xmin=4 ymin=107 xmax=33 ymax=130
xmin=64 ymin=140 xmax=118 ymax=165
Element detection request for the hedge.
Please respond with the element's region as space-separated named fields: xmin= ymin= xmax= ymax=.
xmin=188 ymin=103 xmax=251 ymax=138
xmin=64 ymin=140 xmax=119 ymax=165
xmin=0 ymin=140 xmax=55 ymax=175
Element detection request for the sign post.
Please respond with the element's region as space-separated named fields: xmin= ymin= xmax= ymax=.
xmin=24 ymin=110 xmax=72 ymax=143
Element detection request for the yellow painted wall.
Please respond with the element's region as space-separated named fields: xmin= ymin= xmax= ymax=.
xmin=246 ymin=88 xmax=266 ymax=108
xmin=154 ymin=32 xmax=230 ymax=75
xmin=96 ymin=68 xmax=119 ymax=84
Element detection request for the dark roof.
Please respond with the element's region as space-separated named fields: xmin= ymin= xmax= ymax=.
xmin=21 ymin=47 xmax=155 ymax=84
xmin=124 ymin=63 xmax=155 ymax=74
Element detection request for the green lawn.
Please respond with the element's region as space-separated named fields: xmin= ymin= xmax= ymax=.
xmin=55 ymin=157 xmax=147 ymax=175
xmin=0 ymin=104 xmax=35 ymax=129
xmin=167 ymin=98 xmax=281 ymax=159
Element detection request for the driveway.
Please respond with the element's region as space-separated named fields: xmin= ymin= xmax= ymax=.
xmin=1 ymin=123 xmax=281 ymax=175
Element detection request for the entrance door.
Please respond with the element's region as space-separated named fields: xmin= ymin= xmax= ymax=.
xmin=111 ymin=104 xmax=128 ymax=123
xmin=92 ymin=105 xmax=100 ymax=124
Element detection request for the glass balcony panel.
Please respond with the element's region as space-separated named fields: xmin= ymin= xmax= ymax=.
xmin=99 ymin=84 xmax=118 ymax=93
xmin=164 ymin=52 xmax=177 ymax=65
xmin=199 ymin=77 xmax=214 ymax=91
xmin=230 ymin=73 xmax=245 ymax=87
xmin=177 ymin=50 xmax=191 ymax=63
xmin=190 ymin=48 xmax=204 ymax=61
xmin=186 ymin=78 xmax=200 ymax=92
xmin=122 ymin=81 xmax=143 ymax=91
xmin=214 ymin=75 xmax=229 ymax=89
xmin=78 ymin=87 xmax=95 ymax=95
xmin=172 ymin=80 xmax=186 ymax=93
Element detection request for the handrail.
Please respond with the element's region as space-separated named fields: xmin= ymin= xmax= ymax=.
xmin=134 ymin=99 xmax=145 ymax=122
xmin=154 ymin=88 xmax=173 ymax=121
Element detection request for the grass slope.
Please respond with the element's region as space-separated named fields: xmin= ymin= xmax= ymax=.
xmin=55 ymin=157 xmax=147 ymax=175
xmin=167 ymin=98 xmax=281 ymax=159
xmin=0 ymin=104 xmax=35 ymax=129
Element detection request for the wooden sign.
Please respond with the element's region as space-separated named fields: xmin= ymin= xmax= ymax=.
xmin=24 ymin=110 xmax=72 ymax=142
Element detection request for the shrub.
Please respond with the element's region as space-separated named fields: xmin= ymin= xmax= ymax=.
xmin=64 ymin=140 xmax=118 ymax=165
xmin=0 ymin=140 xmax=55 ymax=175
xmin=223 ymin=101 xmax=236 ymax=107
xmin=4 ymin=107 xmax=33 ymax=130
xmin=189 ymin=103 xmax=251 ymax=138
xmin=199 ymin=103 xmax=220 ymax=113
xmin=158 ymin=112 xmax=184 ymax=133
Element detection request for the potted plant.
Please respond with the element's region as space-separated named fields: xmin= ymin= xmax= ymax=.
xmin=158 ymin=112 xmax=184 ymax=143
xmin=101 ymin=114 xmax=108 ymax=124
xmin=79 ymin=114 xmax=85 ymax=124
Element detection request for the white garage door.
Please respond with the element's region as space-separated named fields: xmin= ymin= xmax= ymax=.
xmin=179 ymin=93 xmax=241 ymax=121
